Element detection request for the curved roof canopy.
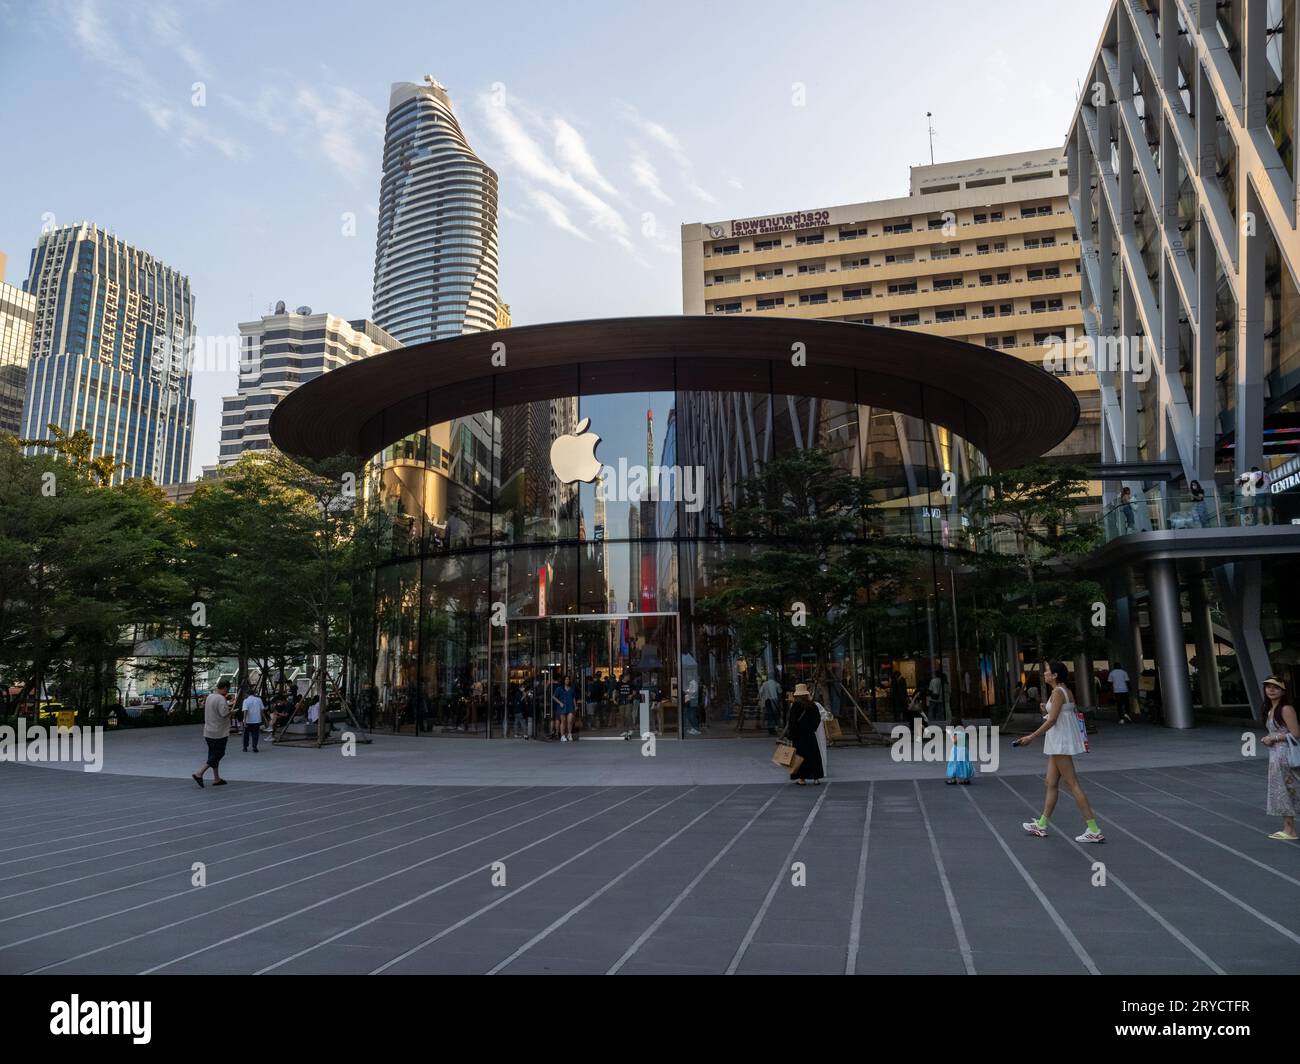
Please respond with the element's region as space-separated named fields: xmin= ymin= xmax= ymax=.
xmin=268 ymin=315 xmax=1078 ymax=469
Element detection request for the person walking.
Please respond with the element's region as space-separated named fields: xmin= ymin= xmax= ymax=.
xmin=1013 ymin=661 xmax=1104 ymax=842
xmin=553 ymin=674 xmax=576 ymax=742
xmin=193 ymin=680 xmax=231 ymax=787
xmin=814 ymin=695 xmax=831 ymax=779
xmin=241 ymin=689 xmax=265 ymax=752
xmin=890 ymin=673 xmax=910 ymax=723
xmin=760 ymin=672 xmax=782 ymax=735
xmin=785 ymin=683 xmax=824 ymax=785
xmin=1108 ymin=661 xmax=1133 ymax=724
xmin=1260 ymin=677 xmax=1300 ymax=840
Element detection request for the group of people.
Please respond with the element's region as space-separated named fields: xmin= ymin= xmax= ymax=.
xmin=191 ymin=681 xmax=322 ymax=786
xmin=1114 ymin=471 xmax=1274 ymax=536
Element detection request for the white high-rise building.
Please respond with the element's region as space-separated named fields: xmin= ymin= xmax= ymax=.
xmin=372 ymin=77 xmax=500 ymax=342
xmin=217 ymin=303 xmax=397 ymax=465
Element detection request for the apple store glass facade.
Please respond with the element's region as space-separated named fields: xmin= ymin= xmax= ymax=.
xmin=348 ymin=382 xmax=1007 ymax=739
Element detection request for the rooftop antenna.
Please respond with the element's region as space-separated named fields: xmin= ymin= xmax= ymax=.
xmin=926 ymin=112 xmax=936 ymax=165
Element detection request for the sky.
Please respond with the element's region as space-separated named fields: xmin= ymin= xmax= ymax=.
xmin=0 ymin=0 xmax=1113 ymax=477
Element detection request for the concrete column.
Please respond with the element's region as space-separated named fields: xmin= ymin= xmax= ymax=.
xmin=1147 ymin=558 xmax=1194 ymax=729
xmin=1188 ymin=576 xmax=1223 ymax=708
xmin=1110 ymin=568 xmax=1144 ymax=674
xmin=1074 ymin=652 xmax=1097 ymax=708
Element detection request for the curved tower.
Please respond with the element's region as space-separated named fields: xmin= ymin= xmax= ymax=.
xmin=372 ymin=77 xmax=500 ymax=342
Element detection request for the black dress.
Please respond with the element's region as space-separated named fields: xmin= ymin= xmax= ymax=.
xmin=787 ymin=700 xmax=825 ymax=781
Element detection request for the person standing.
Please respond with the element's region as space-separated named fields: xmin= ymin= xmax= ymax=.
xmin=1189 ymin=480 xmax=1209 ymax=527
xmin=1260 ymin=677 xmax=1299 ymax=840
xmin=1109 ymin=661 xmax=1133 ymax=724
xmin=1013 ymin=661 xmax=1103 ymax=842
xmin=1118 ymin=486 xmax=1136 ymax=534
xmin=760 ymin=672 xmax=782 ymax=735
xmin=241 ymin=689 xmax=265 ymax=752
xmin=890 ymin=673 xmax=909 ymax=724
xmin=553 ymin=674 xmax=576 ymax=742
xmin=814 ymin=696 xmax=832 ymax=779
xmin=785 ymin=683 xmax=824 ymax=785
xmin=193 ymin=681 xmax=231 ymax=787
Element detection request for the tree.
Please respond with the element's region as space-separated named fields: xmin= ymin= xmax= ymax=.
xmin=697 ymin=448 xmax=905 ymax=705
xmin=966 ymin=462 xmax=1103 ymax=718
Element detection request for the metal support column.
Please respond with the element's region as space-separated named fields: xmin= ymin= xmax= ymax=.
xmin=1147 ymin=558 xmax=1194 ymax=729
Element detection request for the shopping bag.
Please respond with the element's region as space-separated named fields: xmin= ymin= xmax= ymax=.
xmin=825 ymin=718 xmax=843 ymax=740
xmin=772 ymin=740 xmax=797 ymax=767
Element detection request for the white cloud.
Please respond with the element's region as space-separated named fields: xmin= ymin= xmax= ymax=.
xmin=478 ymin=94 xmax=636 ymax=253
xmin=631 ymin=156 xmax=673 ymax=205
xmin=292 ymin=85 xmax=384 ymax=184
xmin=617 ymin=102 xmax=715 ymax=204
xmin=63 ymin=0 xmax=246 ymax=161
xmin=554 ymin=118 xmax=617 ymax=196
xmin=527 ymin=190 xmax=591 ymax=241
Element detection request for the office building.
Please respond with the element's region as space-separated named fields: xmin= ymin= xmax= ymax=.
xmin=20 ymin=223 xmax=194 ymax=484
xmin=0 ymin=255 xmax=36 ymax=435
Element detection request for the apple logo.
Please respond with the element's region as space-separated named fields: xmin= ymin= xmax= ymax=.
xmin=550 ymin=417 xmax=602 ymax=484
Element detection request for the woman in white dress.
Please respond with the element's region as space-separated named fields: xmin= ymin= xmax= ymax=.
xmin=1012 ymin=661 xmax=1105 ymax=843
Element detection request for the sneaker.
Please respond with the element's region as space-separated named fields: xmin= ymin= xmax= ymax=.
xmin=688 ymin=728 xmax=701 ymax=735
xmin=1021 ymin=821 xmax=1048 ymax=837
xmin=1075 ymin=829 xmax=1105 ymax=843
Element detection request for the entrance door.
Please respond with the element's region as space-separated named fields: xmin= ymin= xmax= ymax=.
xmin=497 ymin=613 xmax=680 ymax=739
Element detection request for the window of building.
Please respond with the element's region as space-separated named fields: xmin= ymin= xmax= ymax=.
xmin=883 ymin=221 xmax=913 ymax=234
xmin=1033 ymin=330 xmax=1064 ymax=344
xmin=795 ymin=232 xmax=825 ymax=245
xmin=799 ymin=291 xmax=828 ymax=305
xmin=884 ymin=252 xmax=915 ymax=264
xmin=990 ymin=211 xmax=1004 ymax=222
xmin=997 ymin=272 xmax=1011 ymax=284
xmin=887 ymin=281 xmax=918 ymax=295
xmin=982 ymin=305 xmax=996 ymax=318
xmin=712 ymin=243 xmax=740 ymax=256
xmin=932 ymin=276 xmax=963 ymax=291
xmin=755 ymin=267 xmax=784 ymax=280
xmin=934 ymin=308 xmax=966 ymax=322
xmin=927 ymin=217 xmax=949 ymax=230
xmin=1030 ymin=298 xmax=1064 ymax=313
xmin=754 ymin=238 xmax=782 ymax=251
xmin=756 ymin=297 xmax=781 ymax=310
xmin=889 ymin=312 xmax=921 ymax=326
xmin=1000 ymin=303 xmax=1013 ymax=316
xmin=714 ymin=301 xmax=742 ymax=314
xmin=838 ymin=227 xmax=869 ymax=240
xmin=797 ymin=262 xmax=826 ymax=275
xmin=843 ymin=287 xmax=870 ymax=300
xmin=980 ymin=274 xmax=994 ymax=286
xmin=842 ymin=256 xmax=870 ymax=269
xmin=973 ymin=213 xmax=988 ymax=224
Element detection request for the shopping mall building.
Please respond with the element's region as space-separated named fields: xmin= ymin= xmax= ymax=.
xmin=269 ymin=315 xmax=1077 ymax=739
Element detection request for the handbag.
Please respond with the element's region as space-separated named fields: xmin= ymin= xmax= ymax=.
xmin=1285 ymin=733 xmax=1300 ymax=769
xmin=825 ymin=717 xmax=843 ymax=740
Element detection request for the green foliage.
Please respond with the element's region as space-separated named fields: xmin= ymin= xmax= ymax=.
xmin=697 ymin=448 xmax=907 ymax=689
xmin=966 ymin=462 xmax=1104 ymax=673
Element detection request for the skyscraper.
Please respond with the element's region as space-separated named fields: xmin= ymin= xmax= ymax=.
xmin=0 ymin=251 xmax=36 ymax=436
xmin=372 ymin=77 xmax=500 ymax=342
xmin=20 ymin=223 xmax=194 ymax=484
xmin=217 ymin=303 xmax=397 ymax=466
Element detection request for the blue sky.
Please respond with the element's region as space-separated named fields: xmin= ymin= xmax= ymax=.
xmin=0 ymin=0 xmax=1112 ymax=475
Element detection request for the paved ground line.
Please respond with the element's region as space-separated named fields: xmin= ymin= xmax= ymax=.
xmin=995 ymin=776 xmax=1224 ymax=973
xmin=844 ymin=782 xmax=873 ymax=975
xmin=31 ymin=785 xmax=560 ymax=974
xmin=257 ymin=786 xmax=649 ymax=974
xmin=0 ymin=785 xmax=494 ymax=925
xmin=0 ymin=782 xmax=318 ymax=862
xmin=5 ymin=785 xmax=530 ymax=957
xmin=960 ymin=785 xmax=1098 ymax=973
xmin=368 ymin=788 xmax=694 ymax=975
xmin=913 ymin=780 xmax=975 ymax=974
xmin=488 ymin=785 xmax=743 ymax=973
xmin=606 ymin=788 xmax=782 ymax=975
xmin=725 ymin=784 xmax=829 ymax=975
xmin=1126 ymin=771 xmax=1292 ymax=835
xmin=1088 ymin=778 xmax=1300 ymax=888
xmin=1150 ymin=767 xmax=1263 ymax=809
xmin=0 ymin=784 xmax=392 ymax=897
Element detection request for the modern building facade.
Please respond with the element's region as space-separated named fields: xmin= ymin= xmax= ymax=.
xmin=682 ymin=149 xmax=1100 ymax=462
xmin=1067 ymin=0 xmax=1300 ymax=724
xmin=269 ymin=316 xmax=1079 ymax=741
xmin=217 ymin=303 xmax=397 ymax=465
xmin=372 ymin=77 xmax=501 ymax=343
xmin=19 ymin=223 xmax=195 ymax=484
xmin=0 ymin=258 xmax=36 ymax=436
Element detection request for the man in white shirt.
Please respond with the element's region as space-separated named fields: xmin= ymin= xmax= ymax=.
xmin=193 ymin=681 xmax=231 ymax=787
xmin=242 ymin=691 xmax=265 ymax=752
xmin=760 ymin=674 xmax=782 ymax=735
xmin=1109 ymin=662 xmax=1133 ymax=724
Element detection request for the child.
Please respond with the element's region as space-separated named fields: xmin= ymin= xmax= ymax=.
xmin=945 ymin=725 xmax=974 ymax=785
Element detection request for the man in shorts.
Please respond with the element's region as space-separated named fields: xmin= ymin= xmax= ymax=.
xmin=193 ymin=680 xmax=231 ymax=787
